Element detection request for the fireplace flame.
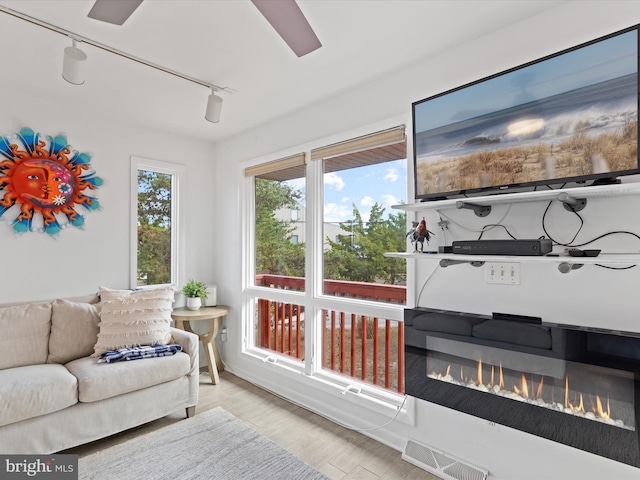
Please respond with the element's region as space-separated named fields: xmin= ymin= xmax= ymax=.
xmin=434 ymin=364 xmax=452 ymax=381
xmin=513 ymin=373 xmax=530 ymax=399
xmin=596 ymin=396 xmax=611 ymax=419
xmin=536 ymin=375 xmax=544 ymax=399
xmin=476 ymin=359 xmax=504 ymax=390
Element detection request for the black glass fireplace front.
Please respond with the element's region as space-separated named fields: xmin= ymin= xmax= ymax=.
xmin=404 ymin=308 xmax=640 ymax=467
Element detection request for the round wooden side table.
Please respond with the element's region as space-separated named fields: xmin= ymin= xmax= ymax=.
xmin=171 ymin=305 xmax=230 ymax=385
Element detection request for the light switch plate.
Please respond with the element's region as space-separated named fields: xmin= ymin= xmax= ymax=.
xmin=485 ymin=262 xmax=520 ymax=285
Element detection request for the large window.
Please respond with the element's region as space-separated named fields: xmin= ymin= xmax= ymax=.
xmin=130 ymin=157 xmax=183 ymax=288
xmin=244 ymin=127 xmax=407 ymax=398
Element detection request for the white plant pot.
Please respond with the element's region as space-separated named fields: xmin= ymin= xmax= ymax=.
xmin=186 ymin=297 xmax=201 ymax=311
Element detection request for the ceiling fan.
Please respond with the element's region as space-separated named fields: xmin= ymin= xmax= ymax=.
xmin=87 ymin=0 xmax=322 ymax=57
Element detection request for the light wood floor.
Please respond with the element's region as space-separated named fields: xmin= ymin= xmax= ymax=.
xmin=66 ymin=371 xmax=438 ymax=479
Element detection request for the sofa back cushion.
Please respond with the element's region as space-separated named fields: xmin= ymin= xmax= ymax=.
xmin=0 ymin=303 xmax=52 ymax=370
xmin=48 ymin=299 xmax=101 ymax=364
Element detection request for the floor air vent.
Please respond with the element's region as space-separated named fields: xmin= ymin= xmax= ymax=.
xmin=402 ymin=440 xmax=488 ymax=480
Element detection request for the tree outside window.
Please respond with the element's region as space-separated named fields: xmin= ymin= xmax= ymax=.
xmin=255 ymin=177 xmax=305 ymax=282
xmin=137 ymin=169 xmax=172 ymax=286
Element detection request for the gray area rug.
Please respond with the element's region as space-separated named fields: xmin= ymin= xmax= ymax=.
xmin=79 ymin=407 xmax=330 ymax=479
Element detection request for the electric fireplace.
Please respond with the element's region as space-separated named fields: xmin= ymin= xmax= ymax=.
xmin=404 ymin=308 xmax=640 ymax=467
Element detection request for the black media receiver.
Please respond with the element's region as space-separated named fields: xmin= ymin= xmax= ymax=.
xmin=451 ymin=239 xmax=552 ymax=256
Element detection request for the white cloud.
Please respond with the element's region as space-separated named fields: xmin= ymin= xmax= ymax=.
xmin=341 ymin=196 xmax=350 ymax=203
xmin=324 ymin=203 xmax=352 ymax=223
xmin=360 ymin=196 xmax=373 ymax=206
xmin=324 ymin=172 xmax=345 ymax=191
xmin=285 ymin=178 xmax=305 ymax=191
xmin=384 ymin=168 xmax=399 ymax=182
xmin=382 ymin=194 xmax=399 ymax=206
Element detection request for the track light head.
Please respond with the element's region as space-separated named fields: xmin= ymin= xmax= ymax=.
xmin=62 ymin=40 xmax=87 ymax=85
xmin=205 ymin=90 xmax=223 ymax=123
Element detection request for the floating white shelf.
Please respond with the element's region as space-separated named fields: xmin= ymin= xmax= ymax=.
xmin=391 ymin=182 xmax=640 ymax=212
xmin=384 ymin=252 xmax=640 ymax=265
xmin=388 ymin=182 xmax=640 ymax=272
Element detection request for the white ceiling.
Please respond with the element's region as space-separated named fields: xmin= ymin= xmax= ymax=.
xmin=0 ymin=1 xmax=567 ymax=144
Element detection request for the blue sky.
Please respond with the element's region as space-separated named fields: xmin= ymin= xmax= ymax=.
xmin=323 ymin=159 xmax=407 ymax=223
xmin=285 ymin=159 xmax=407 ymax=223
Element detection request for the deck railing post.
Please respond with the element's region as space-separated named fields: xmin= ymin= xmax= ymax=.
xmin=295 ymin=305 xmax=301 ymax=359
xmin=257 ymin=298 xmax=270 ymax=348
xmin=373 ymin=317 xmax=379 ymax=386
xmin=385 ymin=319 xmax=391 ymax=389
xmin=322 ymin=309 xmax=327 ymax=368
xmin=330 ymin=310 xmax=336 ymax=371
xmin=340 ymin=312 xmax=346 ymax=373
xmin=361 ymin=315 xmax=367 ymax=381
xmin=350 ymin=313 xmax=357 ymax=377
xmin=280 ymin=302 xmax=286 ymax=354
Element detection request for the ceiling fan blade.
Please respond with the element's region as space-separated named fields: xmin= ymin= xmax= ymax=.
xmin=251 ymin=0 xmax=321 ymax=57
xmin=88 ymin=0 xmax=144 ymax=26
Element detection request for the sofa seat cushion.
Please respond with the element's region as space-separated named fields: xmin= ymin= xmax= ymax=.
xmin=472 ymin=320 xmax=552 ymax=349
xmin=65 ymin=352 xmax=191 ymax=403
xmin=0 ymin=303 xmax=52 ymax=370
xmin=0 ymin=364 xmax=78 ymax=427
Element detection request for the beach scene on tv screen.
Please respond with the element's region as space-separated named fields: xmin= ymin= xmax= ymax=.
xmin=414 ymin=29 xmax=638 ymax=198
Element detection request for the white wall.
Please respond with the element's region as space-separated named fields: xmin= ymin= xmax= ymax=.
xmin=213 ymin=2 xmax=640 ymax=479
xmin=0 ymin=96 xmax=217 ymax=303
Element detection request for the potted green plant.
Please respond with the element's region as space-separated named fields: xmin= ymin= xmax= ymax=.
xmin=181 ymin=279 xmax=208 ymax=310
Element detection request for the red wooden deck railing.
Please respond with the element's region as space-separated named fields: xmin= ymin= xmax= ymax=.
xmin=255 ymin=274 xmax=405 ymax=393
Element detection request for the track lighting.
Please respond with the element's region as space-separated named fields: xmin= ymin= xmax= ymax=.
xmin=1 ymin=6 xmax=234 ymax=123
xmin=205 ymin=89 xmax=223 ymax=123
xmin=62 ymin=39 xmax=87 ymax=85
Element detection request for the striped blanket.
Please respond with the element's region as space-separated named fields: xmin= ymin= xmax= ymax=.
xmin=97 ymin=344 xmax=182 ymax=363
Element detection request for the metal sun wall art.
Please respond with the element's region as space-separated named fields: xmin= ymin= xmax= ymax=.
xmin=0 ymin=127 xmax=102 ymax=236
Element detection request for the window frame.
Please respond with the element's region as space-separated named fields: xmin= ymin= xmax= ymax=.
xmin=130 ymin=156 xmax=185 ymax=290
xmin=241 ymin=125 xmax=412 ymax=419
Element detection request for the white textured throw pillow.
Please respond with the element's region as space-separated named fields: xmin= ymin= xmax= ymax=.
xmin=92 ymin=286 xmax=175 ymax=357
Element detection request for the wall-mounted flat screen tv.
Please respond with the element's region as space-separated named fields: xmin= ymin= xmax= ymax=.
xmin=412 ymin=24 xmax=639 ymax=201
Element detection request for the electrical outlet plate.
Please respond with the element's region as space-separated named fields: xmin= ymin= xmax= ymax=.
xmin=485 ymin=262 xmax=520 ymax=285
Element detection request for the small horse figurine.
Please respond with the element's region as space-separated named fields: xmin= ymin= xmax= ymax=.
xmin=406 ymin=217 xmax=434 ymax=253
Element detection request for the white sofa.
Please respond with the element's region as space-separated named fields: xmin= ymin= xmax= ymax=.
xmin=0 ymin=294 xmax=199 ymax=454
